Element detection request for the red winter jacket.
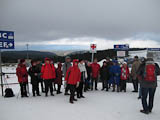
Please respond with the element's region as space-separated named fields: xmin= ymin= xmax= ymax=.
xmin=41 ymin=62 xmax=56 ymax=80
xmin=65 ymin=59 xmax=81 ymax=85
xmin=120 ymin=66 xmax=130 ymax=80
xmin=16 ymin=64 xmax=28 ymax=83
xmin=91 ymin=62 xmax=100 ymax=78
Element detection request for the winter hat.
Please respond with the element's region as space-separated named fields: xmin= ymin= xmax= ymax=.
xmin=45 ymin=58 xmax=50 ymax=61
xmin=79 ymin=59 xmax=84 ymax=62
xmin=123 ymin=62 xmax=127 ymax=64
xmin=112 ymin=60 xmax=118 ymax=63
xmin=20 ymin=59 xmax=25 ymax=63
xmin=31 ymin=60 xmax=37 ymax=65
xmin=106 ymin=57 xmax=110 ymax=61
xmin=65 ymin=56 xmax=71 ymax=60
xmin=134 ymin=56 xmax=139 ymax=59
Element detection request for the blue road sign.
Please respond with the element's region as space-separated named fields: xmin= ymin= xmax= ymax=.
xmin=0 ymin=31 xmax=14 ymax=49
xmin=147 ymin=48 xmax=160 ymax=51
xmin=114 ymin=44 xmax=129 ymax=50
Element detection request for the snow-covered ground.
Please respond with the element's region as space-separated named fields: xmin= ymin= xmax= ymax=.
xmin=0 ymin=67 xmax=160 ymax=120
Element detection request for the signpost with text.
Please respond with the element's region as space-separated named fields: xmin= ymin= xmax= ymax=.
xmin=114 ymin=44 xmax=129 ymax=58
xmin=0 ymin=31 xmax=14 ymax=96
xmin=90 ymin=44 xmax=97 ymax=62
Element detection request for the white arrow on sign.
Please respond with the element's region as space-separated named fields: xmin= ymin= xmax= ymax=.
xmin=8 ymin=43 xmax=13 ymax=47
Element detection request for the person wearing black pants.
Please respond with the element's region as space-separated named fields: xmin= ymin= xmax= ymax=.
xmin=16 ymin=59 xmax=29 ymax=98
xmin=77 ymin=72 xmax=85 ymax=98
xmin=131 ymin=56 xmax=141 ymax=92
xmin=91 ymin=58 xmax=100 ymax=90
xmin=132 ymin=78 xmax=139 ymax=92
xmin=77 ymin=59 xmax=87 ymax=98
xmin=44 ymin=79 xmax=54 ymax=96
xmin=65 ymin=59 xmax=81 ymax=104
xmin=68 ymin=84 xmax=77 ymax=103
xmin=137 ymin=58 xmax=160 ymax=114
xmin=91 ymin=77 xmax=98 ymax=90
xmin=141 ymin=88 xmax=156 ymax=113
xmin=41 ymin=58 xmax=56 ymax=97
xmin=28 ymin=60 xmax=41 ymax=97
xmin=20 ymin=83 xmax=28 ymax=97
xmin=36 ymin=60 xmax=45 ymax=93
xmin=85 ymin=62 xmax=91 ymax=91
xmin=62 ymin=56 xmax=72 ymax=95
xmin=100 ymin=61 xmax=110 ymax=91
xmin=77 ymin=82 xmax=84 ymax=98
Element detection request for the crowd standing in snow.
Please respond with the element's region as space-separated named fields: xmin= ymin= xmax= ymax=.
xmin=15 ymin=55 xmax=160 ymax=114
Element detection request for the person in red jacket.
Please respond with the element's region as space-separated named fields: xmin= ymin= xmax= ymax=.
xmin=91 ymin=58 xmax=100 ymax=90
xmin=41 ymin=58 xmax=56 ymax=97
xmin=16 ymin=59 xmax=28 ymax=97
xmin=55 ymin=62 xmax=63 ymax=94
xmin=120 ymin=62 xmax=130 ymax=92
xmin=65 ymin=59 xmax=81 ymax=104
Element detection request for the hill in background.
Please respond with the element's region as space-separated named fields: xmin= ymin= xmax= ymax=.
xmin=1 ymin=48 xmax=146 ymax=63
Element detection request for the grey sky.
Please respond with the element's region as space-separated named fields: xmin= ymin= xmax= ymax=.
xmin=0 ymin=0 xmax=160 ymax=50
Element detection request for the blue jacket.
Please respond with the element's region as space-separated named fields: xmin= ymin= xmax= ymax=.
xmin=109 ymin=65 xmax=121 ymax=85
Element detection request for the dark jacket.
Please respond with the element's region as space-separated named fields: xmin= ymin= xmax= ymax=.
xmin=86 ymin=64 xmax=92 ymax=79
xmin=35 ymin=63 xmax=42 ymax=80
xmin=137 ymin=60 xmax=160 ymax=88
xmin=28 ymin=66 xmax=39 ymax=85
xmin=55 ymin=63 xmax=63 ymax=85
xmin=100 ymin=65 xmax=110 ymax=80
xmin=62 ymin=62 xmax=72 ymax=78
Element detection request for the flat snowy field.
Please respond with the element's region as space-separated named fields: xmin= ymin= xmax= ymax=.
xmin=0 ymin=66 xmax=160 ymax=120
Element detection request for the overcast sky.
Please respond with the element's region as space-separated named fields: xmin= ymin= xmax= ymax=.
xmin=0 ymin=0 xmax=160 ymax=50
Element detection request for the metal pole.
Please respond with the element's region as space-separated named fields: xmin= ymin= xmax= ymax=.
xmin=26 ymin=44 xmax=29 ymax=60
xmin=91 ymin=52 xmax=94 ymax=63
xmin=0 ymin=49 xmax=4 ymax=96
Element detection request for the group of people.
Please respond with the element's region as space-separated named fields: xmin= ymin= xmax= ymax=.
xmin=16 ymin=55 xmax=160 ymax=114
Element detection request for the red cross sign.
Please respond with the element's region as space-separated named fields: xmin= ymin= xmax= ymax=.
xmin=90 ymin=44 xmax=97 ymax=53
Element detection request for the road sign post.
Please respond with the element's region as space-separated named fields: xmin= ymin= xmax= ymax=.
xmin=90 ymin=44 xmax=97 ymax=62
xmin=114 ymin=44 xmax=129 ymax=58
xmin=0 ymin=31 xmax=14 ymax=96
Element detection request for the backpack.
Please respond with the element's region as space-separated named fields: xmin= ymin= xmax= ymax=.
xmin=4 ymin=88 xmax=15 ymax=98
xmin=144 ymin=64 xmax=156 ymax=82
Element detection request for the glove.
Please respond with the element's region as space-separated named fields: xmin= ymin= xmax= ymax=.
xmin=76 ymin=82 xmax=80 ymax=88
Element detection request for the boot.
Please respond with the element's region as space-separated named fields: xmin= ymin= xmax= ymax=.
xmin=112 ymin=85 xmax=115 ymax=92
xmin=70 ymin=97 xmax=74 ymax=104
xmin=51 ymin=93 xmax=54 ymax=96
xmin=117 ymin=86 xmax=120 ymax=92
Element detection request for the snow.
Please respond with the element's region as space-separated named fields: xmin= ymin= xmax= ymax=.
xmin=128 ymin=50 xmax=147 ymax=58
xmin=0 ymin=67 xmax=160 ymax=120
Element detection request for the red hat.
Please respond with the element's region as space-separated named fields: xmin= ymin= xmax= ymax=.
xmin=45 ymin=58 xmax=50 ymax=61
xmin=73 ymin=59 xmax=79 ymax=63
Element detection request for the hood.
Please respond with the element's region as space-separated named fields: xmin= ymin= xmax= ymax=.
xmin=73 ymin=59 xmax=79 ymax=67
